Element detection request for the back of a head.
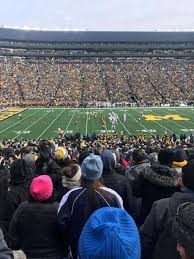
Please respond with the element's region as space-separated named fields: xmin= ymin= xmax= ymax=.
xmin=173 ymin=202 xmax=194 ymax=258
xmin=182 ymin=161 xmax=194 ymax=192
xmin=158 ymin=148 xmax=174 ymax=165
xmin=101 ymin=149 xmax=115 ymax=171
xmin=10 ymin=159 xmax=27 ymax=185
xmin=79 ymin=207 xmax=140 ymax=259
xmin=132 ymin=149 xmax=148 ymax=164
xmin=149 ymin=152 xmax=158 ymax=164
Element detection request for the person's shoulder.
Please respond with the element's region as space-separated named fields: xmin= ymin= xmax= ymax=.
xmin=152 ymin=197 xmax=171 ymax=211
xmin=100 ymin=186 xmax=123 ymax=208
xmin=58 ymin=187 xmax=83 ymax=212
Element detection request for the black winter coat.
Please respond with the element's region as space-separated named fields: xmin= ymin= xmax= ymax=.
xmin=102 ymin=169 xmax=134 ymax=215
xmin=9 ymin=201 xmax=66 ymax=259
xmin=140 ymin=192 xmax=194 ymax=259
xmin=134 ymin=164 xmax=180 ymax=225
xmin=126 ymin=159 xmax=150 ymax=193
xmin=0 ymin=198 xmax=13 ymax=245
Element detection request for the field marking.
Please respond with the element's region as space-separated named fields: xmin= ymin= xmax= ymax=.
xmin=111 ymin=109 xmax=131 ymax=135
xmin=64 ymin=110 xmax=77 ymax=135
xmin=85 ymin=109 xmax=89 ymax=135
xmin=155 ymin=109 xmax=192 ymax=131
xmin=36 ymin=109 xmax=65 ymax=140
xmin=176 ymin=109 xmax=194 ymax=127
xmin=14 ymin=111 xmax=51 ymax=139
xmin=0 ymin=109 xmax=40 ymax=135
xmin=126 ymin=110 xmax=157 ymax=136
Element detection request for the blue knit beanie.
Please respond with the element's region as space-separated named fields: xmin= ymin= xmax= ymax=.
xmin=81 ymin=155 xmax=103 ymax=181
xmin=79 ymin=207 xmax=141 ymax=259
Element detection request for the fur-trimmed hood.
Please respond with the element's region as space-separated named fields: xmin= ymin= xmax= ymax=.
xmin=143 ymin=164 xmax=180 ymax=188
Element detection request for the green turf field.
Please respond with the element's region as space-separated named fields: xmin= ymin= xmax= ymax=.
xmin=0 ymin=107 xmax=194 ymax=140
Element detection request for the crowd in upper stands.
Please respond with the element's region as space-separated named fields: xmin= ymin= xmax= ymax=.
xmin=0 ymin=56 xmax=194 ymax=107
xmin=0 ymin=133 xmax=194 ymax=258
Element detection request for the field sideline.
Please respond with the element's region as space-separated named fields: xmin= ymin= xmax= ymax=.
xmin=0 ymin=107 xmax=194 ymax=139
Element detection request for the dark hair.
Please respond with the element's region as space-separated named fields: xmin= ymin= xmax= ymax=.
xmin=81 ymin=177 xmax=114 ymax=218
xmin=0 ymin=172 xmax=8 ymax=199
xmin=132 ymin=149 xmax=147 ymax=163
xmin=158 ymin=148 xmax=174 ymax=165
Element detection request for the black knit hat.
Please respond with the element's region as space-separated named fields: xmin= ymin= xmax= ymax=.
xmin=182 ymin=161 xmax=194 ymax=191
xmin=158 ymin=148 xmax=174 ymax=165
xmin=173 ymin=149 xmax=188 ymax=167
xmin=173 ymin=202 xmax=194 ymax=256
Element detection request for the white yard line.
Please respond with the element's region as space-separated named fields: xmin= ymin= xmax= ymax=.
xmin=36 ymin=109 xmax=65 ymax=140
xmin=111 ymin=109 xmax=131 ymax=135
xmin=133 ymin=109 xmax=173 ymax=135
xmin=14 ymin=111 xmax=51 ymax=139
xmin=64 ymin=109 xmax=77 ymax=135
xmin=152 ymin=110 xmax=182 ymax=133
xmin=126 ymin=110 xmax=157 ymax=136
xmin=0 ymin=109 xmax=40 ymax=135
xmin=176 ymin=109 xmax=194 ymax=128
xmin=85 ymin=109 xmax=89 ymax=136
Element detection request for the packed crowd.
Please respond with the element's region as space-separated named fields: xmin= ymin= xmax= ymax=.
xmin=0 ymin=56 xmax=194 ymax=107
xmin=1 ymin=132 xmax=194 ymax=258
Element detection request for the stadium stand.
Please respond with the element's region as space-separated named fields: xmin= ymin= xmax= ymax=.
xmin=0 ymin=29 xmax=194 ymax=107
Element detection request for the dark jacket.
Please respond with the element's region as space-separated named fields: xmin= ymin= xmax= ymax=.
xmin=7 ymin=159 xmax=30 ymax=224
xmin=58 ymin=187 xmax=123 ymax=259
xmin=126 ymin=159 xmax=150 ymax=193
xmin=0 ymin=228 xmax=13 ymax=259
xmin=0 ymin=199 xmax=12 ymax=246
xmin=134 ymin=163 xmax=180 ymax=225
xmin=102 ymin=169 xmax=134 ymax=215
xmin=9 ymin=201 xmax=66 ymax=259
xmin=0 ymin=172 xmax=13 ymax=245
xmin=140 ymin=191 xmax=194 ymax=259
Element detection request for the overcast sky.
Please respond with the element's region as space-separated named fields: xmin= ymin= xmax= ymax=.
xmin=0 ymin=0 xmax=194 ymax=31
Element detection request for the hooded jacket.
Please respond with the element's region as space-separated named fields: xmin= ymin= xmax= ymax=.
xmin=101 ymin=150 xmax=134 ymax=216
xmin=140 ymin=191 xmax=194 ymax=259
xmin=135 ymin=163 xmax=180 ymax=225
xmin=126 ymin=159 xmax=151 ymax=194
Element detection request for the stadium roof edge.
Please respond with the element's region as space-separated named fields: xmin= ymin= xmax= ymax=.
xmin=1 ymin=28 xmax=194 ymax=42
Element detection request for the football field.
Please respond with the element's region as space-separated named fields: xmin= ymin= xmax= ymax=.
xmin=0 ymin=107 xmax=194 ymax=140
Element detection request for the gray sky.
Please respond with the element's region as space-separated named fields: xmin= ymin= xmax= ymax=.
xmin=0 ymin=0 xmax=194 ymax=31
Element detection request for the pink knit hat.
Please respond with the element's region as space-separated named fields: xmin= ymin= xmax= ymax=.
xmin=30 ymin=175 xmax=53 ymax=201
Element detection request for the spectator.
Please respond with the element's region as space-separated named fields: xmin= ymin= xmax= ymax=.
xmin=7 ymin=159 xmax=29 ymax=223
xmin=136 ymin=148 xmax=180 ymax=225
xmin=101 ymin=149 xmax=134 ymax=215
xmin=79 ymin=207 xmax=141 ymax=259
xmin=149 ymin=152 xmax=158 ymax=165
xmin=173 ymin=202 xmax=194 ymax=259
xmin=9 ymin=175 xmax=66 ymax=259
xmin=0 ymin=172 xmax=12 ymax=244
xmin=140 ymin=161 xmax=194 ymax=259
xmin=173 ymin=149 xmax=188 ymax=175
xmin=127 ymin=149 xmax=150 ymax=194
xmin=35 ymin=140 xmax=62 ymax=190
xmin=57 ymin=154 xmax=123 ymax=258
xmin=57 ymin=163 xmax=81 ymax=201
